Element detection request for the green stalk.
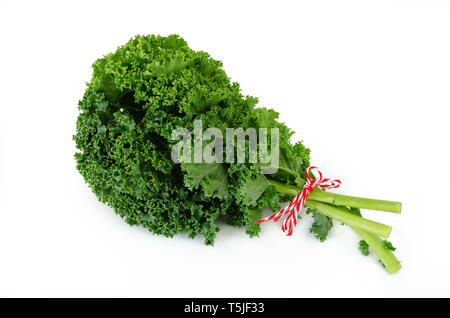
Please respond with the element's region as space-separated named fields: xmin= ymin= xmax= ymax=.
xmin=269 ymin=179 xmax=391 ymax=238
xmin=268 ymin=179 xmax=401 ymax=213
xmin=351 ymin=226 xmax=402 ymax=274
xmin=305 ymin=200 xmax=391 ymax=238
xmin=309 ymin=188 xmax=401 ymax=213
xmin=267 ymin=178 xmax=401 ymax=273
xmin=314 ymin=204 xmax=401 ymax=273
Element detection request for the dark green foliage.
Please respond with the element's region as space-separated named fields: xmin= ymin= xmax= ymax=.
xmin=348 ymin=207 xmax=362 ymax=217
xmin=74 ymin=35 xmax=310 ymax=244
xmin=383 ymin=240 xmax=396 ymax=251
xmin=359 ymin=240 xmax=370 ymax=256
xmin=307 ymin=208 xmax=333 ymax=242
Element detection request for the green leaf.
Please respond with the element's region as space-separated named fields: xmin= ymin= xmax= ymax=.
xmin=308 ymin=209 xmax=333 ymax=242
xmin=95 ymin=101 xmax=108 ymax=112
xmin=383 ymin=240 xmax=396 ymax=251
xmin=348 ymin=207 xmax=362 ymax=217
xmin=239 ymin=173 xmax=271 ymax=206
xmin=359 ymin=240 xmax=370 ymax=256
xmin=182 ymin=163 xmax=229 ymax=199
xmin=74 ymin=34 xmax=310 ymax=247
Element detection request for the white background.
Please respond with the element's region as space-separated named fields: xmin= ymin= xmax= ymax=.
xmin=1 ymin=0 xmax=449 ymax=297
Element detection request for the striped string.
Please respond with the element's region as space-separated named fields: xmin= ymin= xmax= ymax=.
xmin=257 ymin=166 xmax=341 ymax=236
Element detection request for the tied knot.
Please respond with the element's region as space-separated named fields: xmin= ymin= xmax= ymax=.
xmin=303 ymin=184 xmax=315 ymax=193
xmin=257 ymin=166 xmax=341 ymax=236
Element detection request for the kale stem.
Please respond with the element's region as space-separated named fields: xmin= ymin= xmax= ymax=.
xmin=309 ymin=188 xmax=402 ymax=214
xmin=305 ymin=200 xmax=391 ymax=238
xmin=351 ymin=226 xmax=402 ymax=274
xmin=268 ymin=179 xmax=392 ymax=238
xmin=265 ymin=179 xmax=305 ymax=196
xmin=309 ymin=204 xmax=401 ymax=273
xmin=267 ymin=179 xmax=401 ymax=213
xmin=266 ymin=178 xmax=401 ymax=272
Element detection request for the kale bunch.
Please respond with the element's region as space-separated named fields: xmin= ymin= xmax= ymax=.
xmin=74 ymin=35 xmax=402 ymax=273
xmin=74 ymin=35 xmax=310 ymax=245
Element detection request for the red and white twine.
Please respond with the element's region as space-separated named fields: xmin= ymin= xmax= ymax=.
xmin=257 ymin=166 xmax=341 ymax=236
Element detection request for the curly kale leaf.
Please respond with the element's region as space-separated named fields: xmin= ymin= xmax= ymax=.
xmin=359 ymin=240 xmax=370 ymax=256
xmin=74 ymin=34 xmax=310 ymax=245
xmin=383 ymin=240 xmax=396 ymax=251
xmin=348 ymin=207 xmax=362 ymax=217
xmin=307 ymin=208 xmax=333 ymax=242
xmin=182 ymin=162 xmax=230 ymax=199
